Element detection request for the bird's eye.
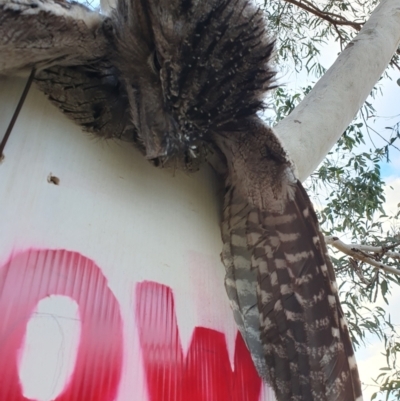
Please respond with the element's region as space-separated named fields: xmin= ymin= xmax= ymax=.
xmin=149 ymin=50 xmax=162 ymax=74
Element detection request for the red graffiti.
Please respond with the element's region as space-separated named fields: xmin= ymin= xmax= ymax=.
xmin=136 ymin=281 xmax=262 ymax=401
xmin=0 ymin=249 xmax=123 ymax=401
xmin=0 ymin=250 xmax=264 ymax=401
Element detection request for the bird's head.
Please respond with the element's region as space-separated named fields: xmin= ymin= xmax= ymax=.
xmin=108 ymin=0 xmax=276 ymax=165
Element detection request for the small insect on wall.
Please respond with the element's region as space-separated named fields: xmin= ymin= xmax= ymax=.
xmin=0 ymin=76 xmax=276 ymax=401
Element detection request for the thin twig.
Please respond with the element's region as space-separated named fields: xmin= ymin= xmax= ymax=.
xmin=283 ymin=0 xmax=363 ymax=30
xmin=282 ymin=0 xmax=400 ymax=72
xmin=333 ymin=24 xmax=345 ymax=51
xmin=364 ymin=122 xmax=400 ymax=152
xmin=360 ymin=108 xmax=377 ymax=149
xmin=325 ymin=236 xmax=400 ymax=276
xmin=349 ymin=258 xmax=371 ymax=285
xmin=0 ymin=69 xmax=35 ymax=159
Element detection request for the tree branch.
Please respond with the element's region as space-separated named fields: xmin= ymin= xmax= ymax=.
xmin=282 ymin=0 xmax=400 ymax=71
xmin=282 ymin=0 xmax=363 ymax=31
xmin=325 ymin=236 xmax=400 ymax=276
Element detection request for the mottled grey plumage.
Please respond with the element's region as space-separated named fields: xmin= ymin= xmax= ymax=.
xmin=216 ymin=120 xmax=363 ymax=400
xmin=222 ymin=128 xmax=362 ymax=401
xmin=0 ymin=0 xmax=363 ymax=399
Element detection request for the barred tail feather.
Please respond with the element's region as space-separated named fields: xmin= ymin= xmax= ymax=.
xmin=221 ymin=184 xmax=269 ymax=379
xmin=221 ymin=180 xmax=363 ymax=401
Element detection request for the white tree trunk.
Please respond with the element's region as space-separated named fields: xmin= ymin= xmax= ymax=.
xmin=274 ymin=0 xmax=400 ymax=181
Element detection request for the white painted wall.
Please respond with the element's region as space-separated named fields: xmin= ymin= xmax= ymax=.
xmin=0 ymin=77 xmax=275 ymax=401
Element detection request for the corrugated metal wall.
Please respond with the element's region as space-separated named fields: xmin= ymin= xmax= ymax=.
xmin=0 ymin=76 xmax=275 ymax=401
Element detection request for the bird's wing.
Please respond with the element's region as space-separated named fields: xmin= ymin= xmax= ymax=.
xmin=0 ymin=0 xmax=138 ymax=143
xmin=222 ymin=178 xmax=363 ymax=401
xmin=34 ymin=63 xmax=138 ymax=143
xmin=0 ymin=0 xmax=108 ymax=74
xmin=221 ymin=183 xmax=269 ymax=379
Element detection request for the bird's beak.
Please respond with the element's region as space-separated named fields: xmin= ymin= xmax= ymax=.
xmin=143 ymin=131 xmax=167 ymax=159
xmin=142 ymin=114 xmax=180 ymax=159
